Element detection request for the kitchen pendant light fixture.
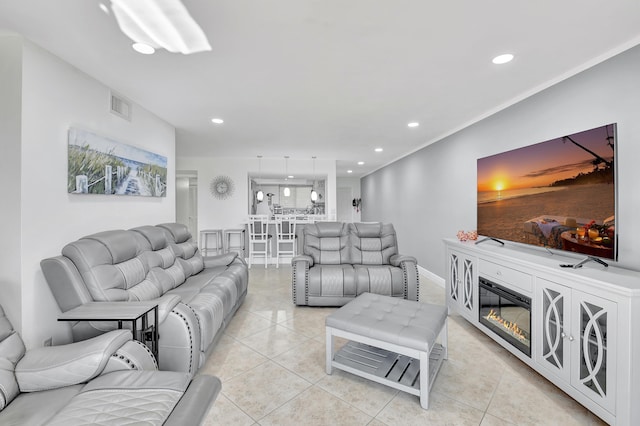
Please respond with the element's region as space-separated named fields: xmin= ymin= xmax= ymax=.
xmin=283 ymin=156 xmax=291 ymax=197
xmin=256 ymin=155 xmax=264 ymax=202
xmin=110 ymin=0 xmax=211 ymax=55
xmin=310 ymin=156 xmax=318 ymax=202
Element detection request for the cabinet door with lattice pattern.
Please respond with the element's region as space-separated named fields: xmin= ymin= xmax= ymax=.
xmin=447 ymin=251 xmax=460 ymax=306
xmin=536 ymin=278 xmax=571 ymax=382
xmin=571 ymin=292 xmax=617 ymax=414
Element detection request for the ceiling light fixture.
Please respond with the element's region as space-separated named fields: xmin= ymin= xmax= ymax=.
xmin=408 ymin=122 xmax=420 ymax=128
xmin=310 ymin=156 xmax=318 ymax=202
xmin=357 ymin=161 xmax=365 ymax=165
xmin=256 ymin=155 xmax=264 ymax=202
xmin=375 ymin=148 xmax=383 ymax=152
xmin=211 ymin=118 xmax=224 ymax=124
xmin=492 ymin=53 xmax=514 ymax=64
xmin=347 ymin=170 xmax=353 ymax=174
xmin=283 ymin=156 xmax=291 ymax=197
xmin=110 ymin=0 xmax=212 ymax=55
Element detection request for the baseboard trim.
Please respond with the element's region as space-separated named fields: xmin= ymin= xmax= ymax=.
xmin=417 ymin=265 xmax=445 ymax=288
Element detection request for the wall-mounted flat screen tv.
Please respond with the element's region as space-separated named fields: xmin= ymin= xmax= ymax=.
xmin=477 ymin=123 xmax=617 ymax=260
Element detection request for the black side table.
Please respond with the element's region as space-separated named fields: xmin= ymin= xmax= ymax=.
xmin=58 ymin=301 xmax=159 ymax=361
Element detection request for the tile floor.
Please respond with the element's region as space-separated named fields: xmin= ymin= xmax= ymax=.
xmin=200 ymin=266 xmax=606 ymax=425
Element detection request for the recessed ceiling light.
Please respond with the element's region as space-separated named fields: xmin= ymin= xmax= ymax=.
xmin=357 ymin=161 xmax=365 ymax=165
xmin=211 ymin=118 xmax=224 ymax=124
xmin=375 ymin=148 xmax=383 ymax=152
xmin=132 ymin=42 xmax=155 ymax=54
xmin=99 ymin=3 xmax=110 ymax=14
xmin=288 ymin=175 xmax=294 ymax=179
xmin=492 ymin=53 xmax=514 ymax=64
xmin=347 ymin=170 xmax=353 ymax=174
xmin=408 ymin=122 xmax=419 ymax=128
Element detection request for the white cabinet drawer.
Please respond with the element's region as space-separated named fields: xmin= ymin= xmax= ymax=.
xmin=479 ymin=259 xmax=532 ymax=294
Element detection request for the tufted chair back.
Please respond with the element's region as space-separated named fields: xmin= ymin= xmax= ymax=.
xmin=303 ymin=222 xmax=351 ymax=264
xmin=61 ymin=230 xmax=163 ymax=302
xmin=156 ymin=223 xmax=204 ymax=277
xmin=349 ymin=222 xmax=398 ymax=265
xmin=0 ymin=306 xmax=25 ymax=411
xmin=131 ymin=226 xmax=187 ymax=292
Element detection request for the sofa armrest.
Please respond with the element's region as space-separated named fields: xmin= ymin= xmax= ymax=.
xmin=156 ymin=294 xmax=182 ymax=323
xmin=292 ymin=255 xmax=314 ymax=305
xmin=292 ymin=255 xmax=314 ymax=267
xmin=103 ymin=340 xmax=158 ymax=373
xmin=15 ymin=330 xmax=132 ymax=391
xmin=390 ymin=254 xmax=417 ymax=267
xmin=163 ymin=374 xmax=222 ymax=426
xmin=203 ymin=252 xmax=238 ymax=268
xmin=390 ymin=254 xmax=420 ymax=301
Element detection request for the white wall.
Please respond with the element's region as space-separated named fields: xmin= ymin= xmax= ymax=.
xmin=177 ymin=156 xmax=337 ymax=235
xmin=12 ymin=38 xmax=176 ymax=348
xmin=362 ymin=44 xmax=640 ymax=278
xmin=0 ymin=36 xmax=23 ymax=331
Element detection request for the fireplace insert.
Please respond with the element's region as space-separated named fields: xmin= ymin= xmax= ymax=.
xmin=479 ymin=277 xmax=531 ymax=357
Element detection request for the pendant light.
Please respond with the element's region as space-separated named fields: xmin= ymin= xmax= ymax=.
xmin=283 ymin=156 xmax=291 ymax=197
xmin=256 ymin=155 xmax=264 ymax=202
xmin=310 ymin=156 xmax=318 ymax=202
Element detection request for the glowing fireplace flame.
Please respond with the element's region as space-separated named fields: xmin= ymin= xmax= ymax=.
xmin=485 ymin=309 xmax=529 ymax=344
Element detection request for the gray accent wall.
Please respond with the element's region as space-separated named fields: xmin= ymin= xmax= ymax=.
xmin=362 ymin=44 xmax=640 ymax=278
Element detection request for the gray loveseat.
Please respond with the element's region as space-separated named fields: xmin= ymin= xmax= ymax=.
xmin=41 ymin=223 xmax=248 ymax=377
xmin=292 ymin=222 xmax=419 ymax=306
xmin=0 ymin=305 xmax=220 ymax=425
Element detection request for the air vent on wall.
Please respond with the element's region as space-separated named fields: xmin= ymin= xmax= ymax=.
xmin=110 ymin=92 xmax=131 ymax=121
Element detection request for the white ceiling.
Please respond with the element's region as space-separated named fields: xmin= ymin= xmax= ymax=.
xmin=2 ymin=1 xmax=639 ymax=177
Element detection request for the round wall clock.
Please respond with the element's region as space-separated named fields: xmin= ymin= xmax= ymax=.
xmin=210 ymin=175 xmax=234 ymax=200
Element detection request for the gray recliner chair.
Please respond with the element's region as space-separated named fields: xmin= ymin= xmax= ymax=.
xmin=0 ymin=305 xmax=220 ymax=425
xmin=292 ymin=222 xmax=419 ymax=306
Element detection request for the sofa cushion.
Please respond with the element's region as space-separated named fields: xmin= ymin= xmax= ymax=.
xmin=0 ymin=385 xmax=82 ymax=424
xmin=130 ymin=226 xmax=167 ymax=251
xmin=157 ymin=223 xmax=205 ymax=277
xmin=46 ymin=371 xmax=189 ymax=426
xmin=308 ymin=264 xmax=356 ymax=297
xmin=349 ymin=223 xmax=398 ymax=265
xmin=303 ymin=222 xmax=350 ymax=265
xmin=354 ymin=264 xmax=405 ymax=297
xmin=62 ymin=230 xmax=162 ymax=302
xmin=157 ymin=223 xmax=191 ymax=245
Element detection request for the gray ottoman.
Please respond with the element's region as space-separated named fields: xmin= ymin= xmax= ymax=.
xmin=325 ymin=292 xmax=448 ymax=409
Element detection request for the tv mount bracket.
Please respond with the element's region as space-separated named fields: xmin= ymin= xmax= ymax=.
xmin=559 ymin=256 xmax=609 ymax=269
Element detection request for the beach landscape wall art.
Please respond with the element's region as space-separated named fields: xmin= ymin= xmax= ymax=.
xmin=477 ymin=123 xmax=616 ymax=260
xmin=68 ymin=127 xmax=168 ymax=197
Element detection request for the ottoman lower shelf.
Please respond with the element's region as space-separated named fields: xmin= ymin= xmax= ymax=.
xmin=331 ymin=340 xmax=446 ymax=399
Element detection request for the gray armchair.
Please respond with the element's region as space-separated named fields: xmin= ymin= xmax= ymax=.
xmin=0 ymin=305 xmax=220 ymax=425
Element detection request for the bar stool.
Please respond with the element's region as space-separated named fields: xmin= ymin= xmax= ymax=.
xmin=274 ymin=215 xmax=297 ymax=268
xmin=247 ymin=215 xmax=271 ymax=268
xmin=200 ymin=229 xmax=223 ymax=256
xmin=224 ymin=228 xmax=246 ymax=258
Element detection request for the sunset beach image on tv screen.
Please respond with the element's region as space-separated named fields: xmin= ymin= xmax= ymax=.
xmin=477 ymin=123 xmax=616 ymax=260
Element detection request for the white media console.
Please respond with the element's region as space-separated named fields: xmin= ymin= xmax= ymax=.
xmin=444 ymin=238 xmax=640 ymax=425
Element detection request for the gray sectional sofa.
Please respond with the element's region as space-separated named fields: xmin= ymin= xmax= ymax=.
xmin=292 ymin=222 xmax=419 ymax=306
xmin=0 ymin=305 xmax=220 ymax=425
xmin=41 ymin=222 xmax=248 ymax=377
